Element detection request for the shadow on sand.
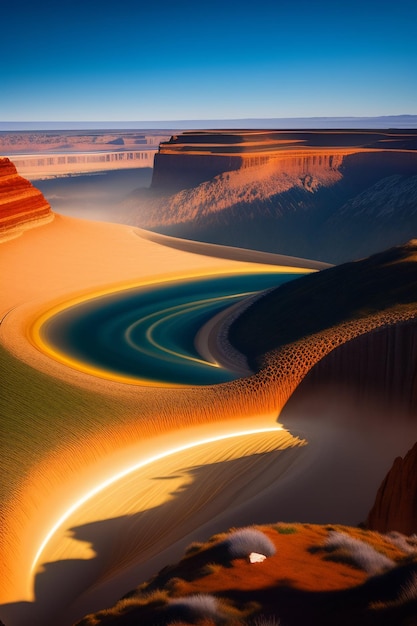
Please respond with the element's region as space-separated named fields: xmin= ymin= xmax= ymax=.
xmin=0 ymin=445 xmax=304 ymax=626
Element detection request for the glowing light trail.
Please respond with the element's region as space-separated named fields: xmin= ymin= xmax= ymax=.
xmin=126 ymin=290 xmax=255 ymax=367
xmin=30 ymin=425 xmax=282 ymax=586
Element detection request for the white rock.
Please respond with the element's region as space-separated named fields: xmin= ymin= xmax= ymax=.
xmin=248 ymin=552 xmax=267 ymax=563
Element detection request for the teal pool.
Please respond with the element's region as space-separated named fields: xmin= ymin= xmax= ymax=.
xmin=40 ymin=272 xmax=304 ymax=386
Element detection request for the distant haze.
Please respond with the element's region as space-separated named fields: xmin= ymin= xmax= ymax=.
xmin=1 ymin=116 xmax=417 ymax=131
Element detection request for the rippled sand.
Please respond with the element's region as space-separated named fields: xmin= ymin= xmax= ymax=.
xmin=0 ymin=215 xmax=312 ymax=624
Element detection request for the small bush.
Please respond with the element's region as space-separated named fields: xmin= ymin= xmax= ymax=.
xmin=398 ymin=572 xmax=417 ymax=604
xmin=385 ymin=531 xmax=417 ymax=555
xmin=325 ymin=531 xmax=394 ymax=575
xmin=185 ymin=541 xmax=204 ymax=556
xmin=167 ymin=594 xmax=224 ymax=622
xmin=165 ymin=577 xmax=184 ymax=592
xmin=222 ymin=527 xmax=276 ymax=560
xmin=200 ymin=562 xmax=223 ymax=577
xmin=370 ymin=570 xmax=417 ymax=610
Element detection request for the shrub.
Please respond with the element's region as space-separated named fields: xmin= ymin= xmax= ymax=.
xmin=325 ymin=531 xmax=394 ymax=575
xmin=222 ymin=527 xmax=276 ymax=560
xmin=398 ymin=572 xmax=417 ymax=604
xmin=370 ymin=570 xmax=417 ymax=610
xmin=167 ymin=594 xmax=224 ymax=622
xmin=185 ymin=541 xmax=205 ymax=556
xmin=384 ymin=531 xmax=417 ymax=555
xmin=200 ymin=562 xmax=223 ymax=577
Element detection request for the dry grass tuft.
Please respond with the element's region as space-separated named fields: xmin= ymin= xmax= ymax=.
xmin=167 ymin=594 xmax=224 ymax=622
xmin=185 ymin=541 xmax=205 ymax=556
xmin=222 ymin=527 xmax=276 ymax=560
xmin=397 ymin=572 xmax=417 ymax=605
xmin=323 ymin=530 xmax=395 ymax=574
xmin=384 ymin=531 xmax=417 ymax=555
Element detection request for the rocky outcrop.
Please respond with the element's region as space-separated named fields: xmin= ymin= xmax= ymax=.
xmin=150 ymin=129 xmax=353 ymax=191
xmin=146 ymin=151 xmax=345 ymax=225
xmin=367 ymin=443 xmax=417 ymax=534
xmin=132 ymin=131 xmax=417 ymax=264
xmin=152 ymin=151 xmax=245 ymax=191
xmin=75 ymin=523 xmax=417 ymax=626
xmin=229 ymin=240 xmax=417 ymax=362
xmin=0 ymin=157 xmax=53 ymax=241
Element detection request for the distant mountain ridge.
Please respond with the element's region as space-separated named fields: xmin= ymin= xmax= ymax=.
xmin=1 ymin=114 xmax=416 ymax=130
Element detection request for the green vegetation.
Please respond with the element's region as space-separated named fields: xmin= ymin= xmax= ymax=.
xmin=274 ymin=525 xmax=297 ymax=535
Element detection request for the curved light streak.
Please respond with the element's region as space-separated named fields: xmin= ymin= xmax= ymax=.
xmin=30 ymin=425 xmax=282 ymax=584
xmin=125 ymin=291 xmax=255 ymax=367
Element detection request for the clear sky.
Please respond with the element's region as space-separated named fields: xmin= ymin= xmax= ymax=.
xmin=1 ymin=0 xmax=416 ymax=122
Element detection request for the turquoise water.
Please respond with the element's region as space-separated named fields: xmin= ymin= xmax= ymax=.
xmin=41 ymin=273 xmax=304 ymax=385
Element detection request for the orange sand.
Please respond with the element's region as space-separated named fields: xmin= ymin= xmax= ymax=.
xmin=1 ymin=215 xmax=414 ymax=626
xmin=0 ymin=214 xmax=311 ymax=621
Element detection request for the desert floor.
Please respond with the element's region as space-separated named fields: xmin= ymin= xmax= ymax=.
xmin=1 ymin=215 xmax=415 ymax=626
xmin=0 ymin=215 xmax=313 ymax=625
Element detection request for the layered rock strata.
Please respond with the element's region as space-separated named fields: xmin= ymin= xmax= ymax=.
xmin=0 ymin=157 xmax=53 ymax=240
xmin=151 ymin=129 xmax=417 ymax=192
xmin=131 ymin=130 xmax=417 ymax=264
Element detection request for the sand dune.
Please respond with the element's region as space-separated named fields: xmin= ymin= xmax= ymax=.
xmin=17 ymin=428 xmax=304 ymax=626
xmin=2 ymin=212 xmax=415 ymax=626
xmin=0 ymin=213 xmax=313 ymax=620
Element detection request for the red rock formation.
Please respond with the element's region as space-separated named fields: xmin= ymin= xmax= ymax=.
xmin=147 ymin=151 xmax=345 ymax=226
xmin=0 ymin=157 xmax=53 ymax=240
xmin=367 ymin=442 xmax=417 ymax=534
xmin=150 ymin=129 xmax=417 ymax=192
xmin=150 ymin=129 xmax=351 ymax=191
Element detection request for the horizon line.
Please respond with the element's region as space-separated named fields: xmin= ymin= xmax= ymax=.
xmin=1 ymin=114 xmax=416 ymax=132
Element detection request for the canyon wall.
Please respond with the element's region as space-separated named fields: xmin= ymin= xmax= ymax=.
xmin=366 ymin=442 xmax=417 ymax=535
xmin=0 ymin=130 xmax=172 ymax=179
xmin=284 ymin=321 xmax=417 ymax=418
xmin=150 ymin=129 xmax=417 ymax=192
xmin=0 ymin=157 xmax=53 ymax=240
xmin=147 ymin=151 xmax=346 ymax=226
xmin=150 ymin=129 xmax=347 ymax=191
xmin=139 ymin=130 xmax=417 ymax=264
xmin=151 ymin=152 xmax=245 ymax=190
xmin=12 ymin=150 xmax=155 ymax=179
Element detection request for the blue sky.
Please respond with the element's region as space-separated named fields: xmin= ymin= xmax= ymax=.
xmin=1 ymin=0 xmax=416 ymax=121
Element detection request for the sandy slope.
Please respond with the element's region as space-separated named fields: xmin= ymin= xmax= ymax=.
xmin=1 ymin=215 xmax=413 ymax=626
xmin=0 ymin=215 xmax=311 ymax=624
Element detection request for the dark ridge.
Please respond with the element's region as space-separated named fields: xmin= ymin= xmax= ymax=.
xmin=228 ymin=241 xmax=417 ymax=361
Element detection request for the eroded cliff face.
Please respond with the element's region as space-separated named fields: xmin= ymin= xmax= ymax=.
xmin=150 ymin=129 xmax=350 ymax=192
xmin=0 ymin=157 xmax=53 ymax=241
xmin=285 ymin=321 xmax=417 ymax=418
xmin=147 ymin=152 xmax=345 ymax=227
xmin=367 ymin=442 xmax=417 ymax=534
xmin=133 ymin=130 xmax=417 ymax=264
